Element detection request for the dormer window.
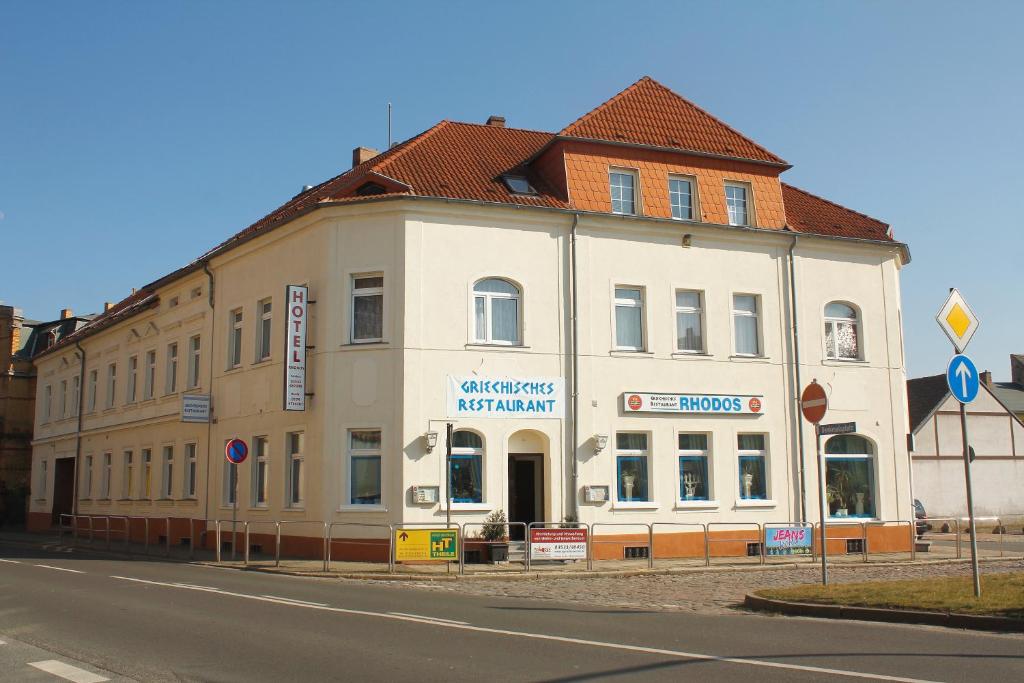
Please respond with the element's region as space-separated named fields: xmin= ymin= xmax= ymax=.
xmin=610 ymin=169 xmax=637 ymax=215
xmin=502 ymin=175 xmax=536 ymax=196
xmin=356 ymin=182 xmax=387 ymax=196
xmin=725 ymin=182 xmax=752 ymax=226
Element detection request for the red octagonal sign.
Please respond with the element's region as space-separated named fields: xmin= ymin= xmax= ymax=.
xmin=800 ymin=382 xmax=828 ymax=424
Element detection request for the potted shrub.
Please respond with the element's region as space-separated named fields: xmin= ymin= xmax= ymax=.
xmin=481 ymin=509 xmax=509 ymax=563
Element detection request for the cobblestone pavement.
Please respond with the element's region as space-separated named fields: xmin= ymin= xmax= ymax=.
xmin=397 ymin=559 xmax=1024 ymax=615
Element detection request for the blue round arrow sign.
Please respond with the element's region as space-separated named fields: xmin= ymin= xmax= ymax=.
xmin=225 ymin=438 xmax=248 ymax=464
xmin=946 ymin=354 xmax=980 ymax=404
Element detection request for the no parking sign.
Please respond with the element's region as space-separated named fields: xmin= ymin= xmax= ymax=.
xmin=225 ymin=438 xmax=248 ymax=464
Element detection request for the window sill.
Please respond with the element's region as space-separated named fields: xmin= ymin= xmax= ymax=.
xmin=440 ymin=503 xmax=492 ymax=512
xmin=34 ymin=498 xmax=48 ymax=503
xmin=611 ymin=501 xmax=659 ymax=510
xmin=734 ymin=499 xmax=776 ymax=509
xmin=252 ymin=357 xmax=273 ymax=366
xmin=822 ymin=358 xmax=868 ymax=366
xmin=341 ymin=340 xmax=388 ymax=348
xmin=671 ymin=352 xmax=711 ymax=359
xmin=337 ymin=504 xmax=388 ymax=513
xmin=95 ymin=498 xmax=113 ymax=505
xmin=178 ymin=498 xmax=199 ymax=506
xmin=729 ymin=355 xmax=771 ymax=363
xmin=674 ymin=500 xmax=719 ymax=510
xmin=223 ymin=365 xmax=243 ymax=374
xmin=609 ymin=350 xmax=654 ymax=357
xmin=282 ymin=506 xmax=306 ymax=512
xmin=248 ymin=506 xmax=271 ymax=512
xmin=464 ymin=343 xmax=530 ymax=351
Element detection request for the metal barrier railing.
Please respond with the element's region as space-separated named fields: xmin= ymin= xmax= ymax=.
xmin=917 ymin=516 xmax=962 ymax=558
xmin=243 ymin=520 xmax=281 ymax=566
xmin=762 ymin=523 xmax=815 ymax=564
xmin=326 ymin=522 xmax=393 ymax=573
xmin=960 ymin=516 xmax=1005 ymax=557
xmin=864 ymin=520 xmax=915 ymax=562
xmin=460 ymin=522 xmax=528 ymax=574
xmin=813 ymin=520 xmax=868 ymax=562
xmin=588 ymin=523 xmax=653 ymax=570
xmin=707 ymin=522 xmax=763 ymax=565
xmin=273 ymin=520 xmax=328 ymax=569
xmin=391 ymin=522 xmax=462 ymax=574
xmin=650 ymin=522 xmax=707 ymax=567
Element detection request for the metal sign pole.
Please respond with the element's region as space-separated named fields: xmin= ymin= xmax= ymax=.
xmin=815 ymin=423 xmax=829 ymax=585
xmin=231 ymin=462 xmax=238 ymax=561
xmin=957 ymin=357 xmax=981 ymax=598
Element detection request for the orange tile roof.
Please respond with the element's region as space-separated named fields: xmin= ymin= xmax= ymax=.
xmin=560 ymin=77 xmax=788 ymax=166
xmin=781 ymin=183 xmax=891 ymax=241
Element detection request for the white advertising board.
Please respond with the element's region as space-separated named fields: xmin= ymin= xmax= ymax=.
xmin=284 ymin=285 xmax=308 ymax=411
xmin=447 ymin=376 xmax=565 ymax=419
xmin=181 ymin=394 xmax=211 ymax=423
xmin=529 ymin=528 xmax=588 ymax=560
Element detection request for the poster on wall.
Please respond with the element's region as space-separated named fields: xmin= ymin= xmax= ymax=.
xmin=283 ymin=285 xmax=308 ymax=411
xmin=447 ymin=376 xmax=565 ymax=419
xmin=622 ymin=392 xmax=765 ymax=415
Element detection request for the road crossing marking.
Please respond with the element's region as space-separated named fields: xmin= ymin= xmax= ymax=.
xmin=110 ymin=574 xmax=939 ymax=682
xmin=388 ymin=612 xmax=469 ymax=625
xmin=34 ymin=564 xmax=84 ymax=574
xmin=28 ymin=660 xmax=108 ymax=683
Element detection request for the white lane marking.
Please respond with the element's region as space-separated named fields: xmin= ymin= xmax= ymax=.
xmin=0 ymin=639 xmax=6 ymax=645
xmin=0 ymin=558 xmax=21 ymax=563
xmin=110 ymin=575 xmax=936 ymax=682
xmin=388 ymin=611 xmax=469 ymax=625
xmin=34 ymin=564 xmax=84 ymax=574
xmin=262 ymin=595 xmax=329 ymax=607
xmin=28 ymin=660 xmax=109 ymax=683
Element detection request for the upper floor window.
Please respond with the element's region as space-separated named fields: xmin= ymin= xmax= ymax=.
xmin=502 ymin=175 xmax=537 ymax=195
xmin=669 ymin=176 xmax=695 ymax=220
xmin=184 ymin=443 xmax=197 ymax=499
xmin=825 ymin=302 xmax=861 ymax=360
xmin=725 ymin=182 xmax=750 ymax=226
xmin=228 ymin=309 xmax=243 ymax=368
xmin=143 ymin=350 xmax=156 ymax=400
xmin=71 ymin=375 xmax=80 ymax=416
xmin=58 ymin=380 xmax=67 ymax=419
xmin=165 ymin=342 xmax=178 ymax=394
xmin=609 ymin=169 xmax=637 ymax=215
xmin=187 ymin=335 xmax=201 ymax=388
xmin=614 ymin=287 xmax=645 ymax=351
xmin=126 ymin=355 xmax=138 ymax=403
xmin=105 ymin=363 xmax=117 ymax=409
xmin=286 ymin=432 xmax=304 ymax=507
xmin=251 ymin=436 xmax=268 ymax=507
xmin=732 ymin=294 xmax=761 ymax=356
xmin=675 ymin=290 xmax=704 ymax=353
xmin=473 ymin=278 xmax=521 ymax=345
xmin=256 ymin=299 xmax=272 ymax=361
xmin=351 ymin=275 xmax=383 ymax=343
xmin=42 ymin=384 xmax=51 ymax=422
xmin=87 ymin=369 xmax=97 ymax=412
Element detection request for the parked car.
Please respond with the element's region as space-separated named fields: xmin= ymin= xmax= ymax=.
xmin=914 ymin=499 xmax=928 ymax=538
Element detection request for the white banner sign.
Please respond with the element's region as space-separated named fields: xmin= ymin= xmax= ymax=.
xmin=181 ymin=394 xmax=210 ymax=423
xmin=529 ymin=528 xmax=588 ymax=560
xmin=284 ymin=285 xmax=308 ymax=411
xmin=447 ymin=376 xmax=565 ymax=419
xmin=623 ymin=392 xmax=764 ymax=415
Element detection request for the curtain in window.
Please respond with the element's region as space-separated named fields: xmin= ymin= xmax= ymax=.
xmin=354 ymin=294 xmax=383 ymax=340
xmin=491 ymin=296 xmax=518 ymax=343
xmin=350 ymin=457 xmax=381 ymax=504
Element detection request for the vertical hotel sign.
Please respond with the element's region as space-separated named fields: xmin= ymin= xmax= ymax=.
xmin=284 ymin=285 xmax=308 ymax=411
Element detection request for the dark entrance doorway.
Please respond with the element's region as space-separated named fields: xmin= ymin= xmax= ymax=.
xmin=51 ymin=457 xmax=75 ymax=526
xmin=508 ymin=454 xmax=543 ymax=541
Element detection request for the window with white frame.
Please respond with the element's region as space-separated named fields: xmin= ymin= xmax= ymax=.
xmin=106 ymin=363 xmax=117 ymax=408
xmin=669 ymin=176 xmax=695 ymax=220
xmin=256 ymin=298 xmax=272 ymax=361
xmin=141 ymin=448 xmax=152 ymax=499
xmin=449 ymin=431 xmax=483 ymax=504
xmin=165 ymin=342 xmax=178 ymax=394
xmin=126 ymin=356 xmax=138 ymax=403
xmin=184 ymin=443 xmax=197 ymax=498
xmin=614 ymin=287 xmax=645 ymax=350
xmin=675 ymin=290 xmax=704 ymax=353
xmin=473 ymin=278 xmax=521 ymax=345
xmin=825 ymin=435 xmax=876 ymax=518
xmin=825 ymin=302 xmax=861 ymax=360
xmin=285 ymin=432 xmax=304 ymax=507
xmin=187 ymin=335 xmax=201 ymax=388
xmin=737 ymin=434 xmax=768 ymax=500
xmin=732 ymin=294 xmax=761 ymax=356
xmin=123 ymin=450 xmax=134 ymax=499
xmin=351 ymin=275 xmax=384 ymax=343
xmin=82 ymin=454 xmax=93 ymax=499
xmin=161 ymin=446 xmax=174 ymax=499
xmin=101 ymin=452 xmax=112 ymax=499
xmin=609 ymin=169 xmax=637 ymax=215
xmin=42 ymin=384 xmax=51 ymax=422
xmin=251 ymin=436 xmax=268 ymax=506
xmin=616 ymin=433 xmax=650 ymax=502
xmin=678 ymin=433 xmax=710 ymax=501
xmin=71 ymin=375 xmax=80 ymax=416
xmin=725 ymin=182 xmax=750 ymax=226
xmin=143 ymin=350 xmax=156 ymax=400
xmin=223 ymin=453 xmax=237 ymax=505
xmin=87 ymin=369 xmax=97 ymax=412
xmin=59 ymin=380 xmax=67 ymax=419
xmin=348 ymin=430 xmax=382 ymax=505
xmin=228 ymin=309 xmax=243 ymax=368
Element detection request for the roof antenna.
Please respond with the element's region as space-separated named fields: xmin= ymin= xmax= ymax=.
xmin=387 ymin=102 xmax=393 ymax=149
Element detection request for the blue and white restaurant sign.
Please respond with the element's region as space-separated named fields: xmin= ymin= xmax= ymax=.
xmin=447 ymin=376 xmax=565 ymax=419
xmin=623 ymin=392 xmax=765 ymax=415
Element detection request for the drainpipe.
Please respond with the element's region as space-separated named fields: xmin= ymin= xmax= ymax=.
xmin=788 ymin=234 xmax=807 ymax=523
xmin=71 ymin=341 xmax=87 ymax=516
xmin=569 ymin=213 xmax=580 ymax=521
xmin=202 ymin=263 xmax=216 ymax=526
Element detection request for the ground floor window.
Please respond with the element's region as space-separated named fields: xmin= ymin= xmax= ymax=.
xmin=349 ymin=430 xmax=382 ymax=505
xmin=678 ymin=433 xmax=709 ymax=501
xmin=141 ymin=449 xmax=152 ymax=499
xmin=184 ymin=443 xmax=197 ymax=498
xmin=161 ymin=446 xmax=174 ymax=499
xmin=825 ymin=435 xmax=876 ymax=518
xmin=123 ymin=451 xmax=134 ymax=499
xmin=616 ymin=432 xmax=650 ymax=502
xmin=251 ymin=436 xmax=268 ymax=507
xmin=38 ymin=459 xmax=48 ymax=497
xmin=286 ymin=432 xmax=304 ymax=507
xmin=449 ymin=430 xmax=483 ymax=504
xmin=737 ymin=434 xmax=767 ymax=500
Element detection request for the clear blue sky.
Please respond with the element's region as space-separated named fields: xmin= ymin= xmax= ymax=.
xmin=2 ymin=2 xmax=1020 ymax=379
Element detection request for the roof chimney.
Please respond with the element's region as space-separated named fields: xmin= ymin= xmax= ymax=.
xmin=486 ymin=115 xmax=506 ymax=128
xmin=104 ymin=302 xmax=114 ymax=312
xmin=980 ymin=370 xmax=993 ymax=388
xmin=60 ymin=308 xmax=73 ymax=319
xmin=352 ymin=146 xmax=379 ymax=168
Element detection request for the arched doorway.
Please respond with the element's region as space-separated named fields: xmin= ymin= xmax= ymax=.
xmin=507 ymin=430 xmax=547 ymax=540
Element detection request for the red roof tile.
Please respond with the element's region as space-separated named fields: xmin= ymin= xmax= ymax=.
xmin=782 ymin=183 xmax=892 ymax=241
xmin=560 ymin=77 xmax=788 ymax=166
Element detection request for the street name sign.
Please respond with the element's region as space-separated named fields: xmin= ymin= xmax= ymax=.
xmin=935 ymin=288 xmax=979 ymax=353
xmin=394 ymin=529 xmax=458 ymax=561
xmin=225 ymin=438 xmax=248 ymax=464
xmin=947 ymin=354 xmax=980 ymax=404
xmin=819 ymin=422 xmax=857 ymax=436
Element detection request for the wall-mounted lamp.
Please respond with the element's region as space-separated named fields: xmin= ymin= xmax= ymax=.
xmin=681 ymin=234 xmax=693 ymax=248
xmin=593 ymin=433 xmax=609 ymax=455
xmin=425 ymin=431 xmax=438 ymax=453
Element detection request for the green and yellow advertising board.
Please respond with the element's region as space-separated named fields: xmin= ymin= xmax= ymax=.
xmin=394 ymin=529 xmax=458 ymax=561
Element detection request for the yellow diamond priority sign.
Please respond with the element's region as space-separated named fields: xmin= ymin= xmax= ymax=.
xmin=935 ymin=289 xmax=980 ymax=352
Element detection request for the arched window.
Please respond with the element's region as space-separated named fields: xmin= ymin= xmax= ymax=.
xmin=824 ymin=435 xmax=875 ymax=518
xmin=473 ymin=278 xmax=520 ymax=345
xmin=824 ymin=302 xmax=860 ymax=360
xmin=450 ymin=430 xmax=483 ymax=503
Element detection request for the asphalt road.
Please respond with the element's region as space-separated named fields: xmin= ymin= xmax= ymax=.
xmin=1 ymin=541 xmax=1022 ymax=682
